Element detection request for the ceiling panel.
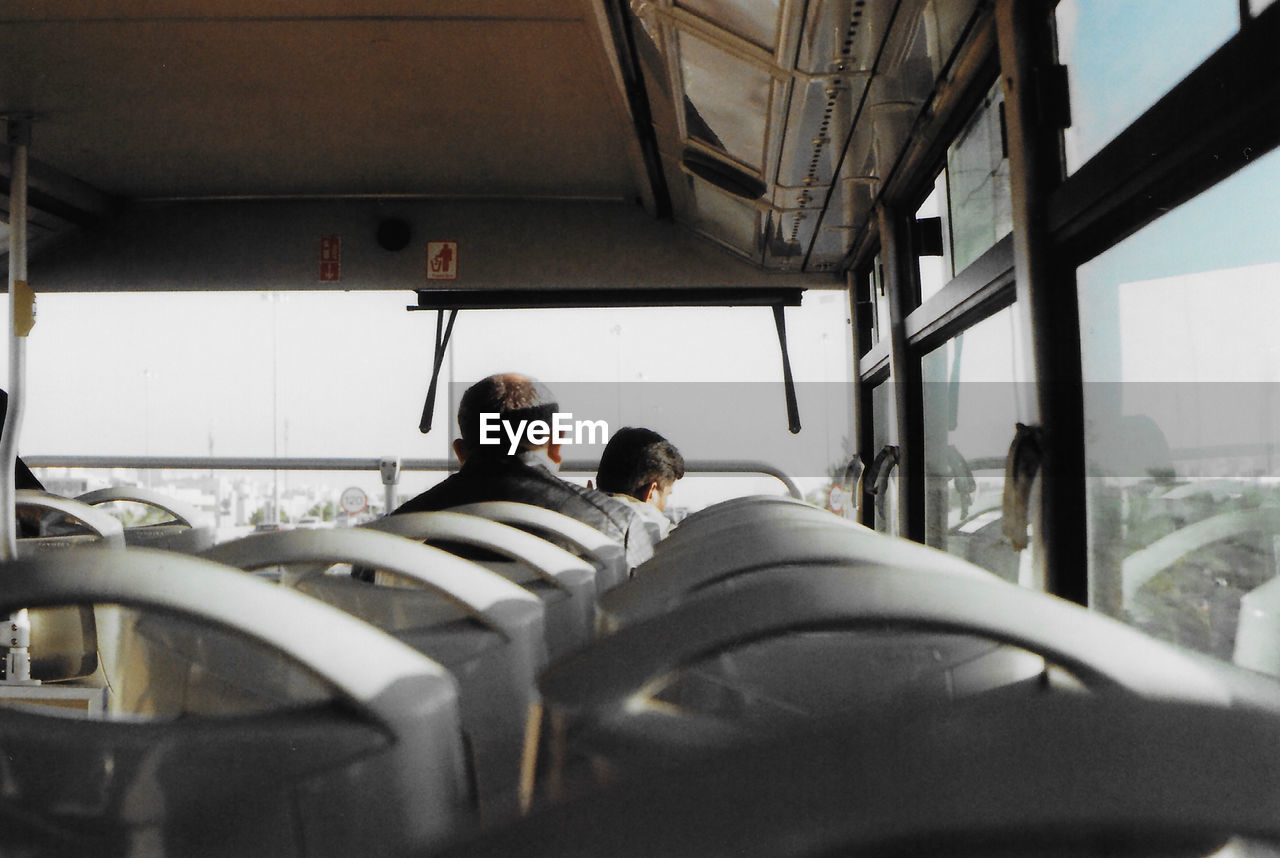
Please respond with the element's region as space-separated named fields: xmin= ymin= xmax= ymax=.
xmin=0 ymin=1 xmax=575 ymax=23
xmin=0 ymin=6 xmax=639 ymax=200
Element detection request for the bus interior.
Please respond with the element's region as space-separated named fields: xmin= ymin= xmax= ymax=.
xmin=1 ymin=0 xmax=1280 ymax=854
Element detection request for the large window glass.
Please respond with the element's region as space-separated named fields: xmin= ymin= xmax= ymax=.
xmin=677 ymin=0 xmax=780 ymax=51
xmin=872 ymin=254 xmax=890 ymax=347
xmin=854 ymin=255 xmax=891 ymax=353
xmin=945 ymin=79 xmax=1011 ymax=274
xmin=678 ymin=30 xmax=773 ymax=170
xmin=915 ymin=179 xmax=947 ymax=304
xmin=1078 ymin=146 xmax=1280 ymax=664
xmin=921 ymin=306 xmax=1025 ymax=582
xmin=1055 ymin=0 xmax=1239 ymax=173
xmin=3 ymin=290 xmax=852 ymax=535
xmin=916 ymin=79 xmax=1010 ymax=306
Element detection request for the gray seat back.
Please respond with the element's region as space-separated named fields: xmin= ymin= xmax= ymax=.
xmin=364 ymin=511 xmax=597 ymax=658
xmin=77 ymin=485 xmax=215 ymax=553
xmin=0 ymin=546 xmax=472 ymax=855
xmin=601 ymin=515 xmax=990 ymax=630
xmin=448 ymin=501 xmax=629 ymax=591
xmin=202 ymin=527 xmax=546 ymax=820
xmin=533 ymin=564 xmax=1244 ymax=804
xmin=8 ymin=491 xmax=126 ymax=682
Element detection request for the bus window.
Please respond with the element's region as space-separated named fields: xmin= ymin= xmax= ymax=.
xmin=915 ymin=178 xmax=948 ymax=304
xmin=2 ymin=290 xmax=853 ymax=531
xmin=444 ymin=293 xmax=854 ymax=514
xmin=872 ymin=253 xmax=891 ymax=347
xmin=677 ymin=29 xmax=773 ymax=171
xmin=1078 ymin=144 xmax=1280 ymax=661
xmin=922 ymin=306 xmax=1023 ymax=583
xmin=1055 ymin=0 xmax=1240 ymax=174
xmin=944 ymin=79 xmax=1011 ymax=276
xmin=915 ymin=80 xmax=1011 ymax=311
xmin=676 ymin=0 xmax=781 ymax=51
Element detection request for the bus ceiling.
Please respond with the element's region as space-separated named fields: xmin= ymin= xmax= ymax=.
xmin=0 ymin=0 xmax=984 ymax=286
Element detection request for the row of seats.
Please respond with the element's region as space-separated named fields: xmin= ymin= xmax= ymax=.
xmin=434 ymin=498 xmax=1280 ymax=856
xmin=0 ymin=487 xmax=641 ymax=852
xmin=436 ymin=693 xmax=1280 ymax=857
xmin=7 ymin=488 xmax=1280 ymax=856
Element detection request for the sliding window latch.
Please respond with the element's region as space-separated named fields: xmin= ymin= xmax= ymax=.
xmin=1001 ymin=422 xmax=1044 ymax=551
xmin=866 ymin=445 xmax=899 ymax=524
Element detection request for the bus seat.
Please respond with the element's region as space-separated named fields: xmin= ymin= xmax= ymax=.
xmin=528 ymin=565 xmax=1246 ymax=806
xmin=15 ymin=489 xmax=126 ymax=551
xmin=201 ymin=527 xmax=546 ymax=821
xmin=363 ymin=511 xmax=597 ymax=658
xmin=0 ymin=547 xmax=473 ymax=855
xmin=4 ymin=491 xmax=126 ymax=682
xmin=437 ymin=695 xmax=1280 ymax=858
xmin=77 ymin=485 xmax=215 ymax=553
xmin=448 ymin=501 xmax=629 ymax=591
xmin=600 ymin=516 xmax=994 ymax=631
xmin=665 ymin=493 xmax=821 ymax=528
xmin=655 ymin=496 xmax=860 ymax=554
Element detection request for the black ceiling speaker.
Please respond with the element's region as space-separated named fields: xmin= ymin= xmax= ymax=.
xmin=376 ymin=218 xmax=412 ymax=251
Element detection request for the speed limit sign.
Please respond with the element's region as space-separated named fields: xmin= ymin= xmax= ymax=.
xmin=339 ymin=486 xmax=368 ymax=515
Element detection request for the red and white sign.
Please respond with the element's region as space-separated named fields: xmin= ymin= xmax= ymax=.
xmin=828 ymin=483 xmax=846 ymax=514
xmin=339 ymin=486 xmax=368 ymax=516
xmin=319 ymin=235 xmax=341 ymax=282
xmin=427 ymin=241 xmax=458 ymax=280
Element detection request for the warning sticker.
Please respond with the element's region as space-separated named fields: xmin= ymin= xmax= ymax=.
xmin=320 ymin=236 xmax=341 ymax=282
xmin=427 ymin=241 xmax=458 ymax=280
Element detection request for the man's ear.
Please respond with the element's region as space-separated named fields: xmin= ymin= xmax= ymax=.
xmin=547 ymin=442 xmax=563 ymax=464
xmin=452 ymin=437 xmax=469 ymax=465
xmin=642 ymin=481 xmax=660 ymax=504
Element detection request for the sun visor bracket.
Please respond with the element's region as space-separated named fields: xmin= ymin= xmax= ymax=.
xmin=411 ymin=287 xmax=805 ymax=436
xmin=772 ymin=304 xmax=801 ymax=434
xmin=417 ymin=309 xmax=458 ymax=435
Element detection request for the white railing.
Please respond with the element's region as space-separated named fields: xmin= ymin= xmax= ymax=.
xmin=24 ymin=455 xmax=804 ymax=499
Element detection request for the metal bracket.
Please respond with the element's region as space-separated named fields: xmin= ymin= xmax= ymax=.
xmin=417 ymin=308 xmax=458 ymax=434
xmin=772 ymin=304 xmax=801 ymax=434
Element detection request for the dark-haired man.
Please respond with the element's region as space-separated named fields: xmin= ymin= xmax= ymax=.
xmin=393 ymin=373 xmax=656 ymax=567
xmin=594 ymin=427 xmax=684 ymax=541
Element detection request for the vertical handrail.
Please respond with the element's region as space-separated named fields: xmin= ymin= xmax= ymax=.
xmin=2 ymin=118 xmax=33 ymax=686
xmin=1 ymin=118 xmax=30 ymax=563
xmin=995 ymin=0 xmax=1086 ymax=605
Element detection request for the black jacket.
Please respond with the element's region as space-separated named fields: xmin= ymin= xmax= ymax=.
xmin=392 ymin=454 xmax=655 ymax=567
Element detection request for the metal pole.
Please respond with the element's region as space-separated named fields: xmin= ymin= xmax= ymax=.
xmin=21 ymin=454 xmax=809 ymax=499
xmin=3 ymin=118 xmax=36 ymax=686
xmin=379 ymin=456 xmax=401 ymax=515
xmin=2 ymin=119 xmax=31 ymax=562
xmin=995 ymin=0 xmax=1086 ymax=605
xmin=879 ymin=203 xmax=923 ymax=541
